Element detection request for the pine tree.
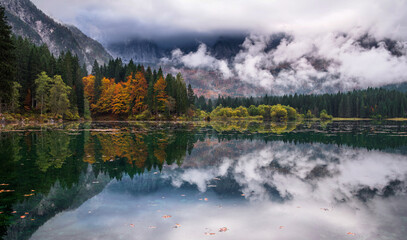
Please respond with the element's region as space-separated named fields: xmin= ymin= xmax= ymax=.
xmin=187 ymin=84 xmax=195 ymax=107
xmin=0 ymin=6 xmax=15 ymax=112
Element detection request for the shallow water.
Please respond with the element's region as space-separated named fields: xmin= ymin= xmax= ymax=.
xmin=1 ymin=121 xmax=407 ymax=240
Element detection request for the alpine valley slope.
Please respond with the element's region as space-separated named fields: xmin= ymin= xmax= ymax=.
xmin=0 ymin=0 xmax=112 ymax=69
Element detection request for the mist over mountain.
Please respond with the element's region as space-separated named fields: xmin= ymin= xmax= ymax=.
xmin=0 ymin=0 xmax=112 ymax=70
xmin=3 ymin=0 xmax=407 ymax=97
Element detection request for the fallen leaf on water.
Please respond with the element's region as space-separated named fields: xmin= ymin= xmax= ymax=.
xmin=173 ymin=224 xmax=181 ymax=228
xmin=219 ymin=227 xmax=228 ymax=232
xmin=11 ymin=211 xmax=16 ymax=214
xmin=347 ymin=232 xmax=356 ymax=236
xmin=279 ymin=226 xmax=284 ymax=229
xmin=162 ymin=215 xmax=172 ymax=219
xmin=199 ymin=198 xmax=203 ymax=201
xmin=205 ymin=232 xmax=216 ymax=235
xmin=0 ymin=212 xmax=3 ymax=214
xmin=181 ymin=194 xmax=186 ymax=197
xmin=25 ymin=212 xmax=29 ymax=215
xmin=31 ymin=219 xmax=35 ymax=221
xmin=31 ymin=190 xmax=35 ymax=192
xmin=20 ymin=215 xmax=26 ymax=219
xmin=130 ymin=224 xmax=135 ymax=227
xmin=204 ymin=198 xmax=208 ymax=201
xmin=23 ymin=193 xmax=34 ymax=197
xmin=241 ymin=194 xmax=245 ymax=196
xmin=0 ymin=184 xmax=9 ymax=186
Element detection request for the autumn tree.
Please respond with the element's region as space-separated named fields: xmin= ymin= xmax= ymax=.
xmin=111 ymin=82 xmax=131 ymax=115
xmin=94 ymin=78 xmax=115 ymax=113
xmin=154 ymin=76 xmax=168 ymax=113
xmin=82 ymin=75 xmax=96 ymax=105
xmin=128 ymin=72 xmax=148 ymax=114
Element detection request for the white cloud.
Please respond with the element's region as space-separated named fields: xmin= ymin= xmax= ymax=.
xmin=31 ymin=0 xmax=407 ymax=93
xmin=32 ymin=0 xmax=407 ymax=41
xmin=162 ymin=44 xmax=234 ymax=79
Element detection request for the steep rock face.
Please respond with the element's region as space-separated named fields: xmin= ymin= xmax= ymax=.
xmin=0 ymin=0 xmax=112 ymax=68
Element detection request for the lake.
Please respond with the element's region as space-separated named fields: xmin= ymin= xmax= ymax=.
xmin=1 ymin=121 xmax=407 ymax=240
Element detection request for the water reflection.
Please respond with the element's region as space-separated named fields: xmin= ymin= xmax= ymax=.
xmin=0 ymin=121 xmax=407 ymax=239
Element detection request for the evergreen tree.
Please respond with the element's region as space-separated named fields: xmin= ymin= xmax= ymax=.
xmin=0 ymin=6 xmax=15 ymax=112
xmin=187 ymin=84 xmax=195 ymax=107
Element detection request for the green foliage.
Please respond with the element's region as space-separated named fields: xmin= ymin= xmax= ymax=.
xmin=319 ymin=109 xmax=333 ymax=120
xmin=133 ymin=110 xmax=152 ymax=120
xmin=35 ymin=72 xmax=52 ymax=115
xmin=10 ymin=82 xmax=21 ymax=112
xmin=48 ymin=75 xmax=71 ymax=116
xmin=248 ymin=105 xmax=260 ymax=116
xmin=305 ymin=110 xmax=315 ymax=119
xmin=270 ymin=104 xmax=288 ymax=121
xmin=206 ymin=88 xmax=407 ymax=119
xmin=211 ymin=104 xmax=297 ymax=121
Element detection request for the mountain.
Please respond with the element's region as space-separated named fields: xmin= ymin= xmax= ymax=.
xmin=107 ymin=39 xmax=164 ymax=64
xmin=0 ymin=0 xmax=112 ymax=69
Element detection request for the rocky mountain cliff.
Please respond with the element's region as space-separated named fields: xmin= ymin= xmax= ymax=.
xmin=0 ymin=0 xmax=112 ymax=69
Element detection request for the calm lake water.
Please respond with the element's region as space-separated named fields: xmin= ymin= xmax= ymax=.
xmin=1 ymin=121 xmax=407 ymax=240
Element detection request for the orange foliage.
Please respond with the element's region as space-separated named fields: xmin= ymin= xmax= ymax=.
xmin=93 ymin=78 xmax=115 ymax=113
xmin=85 ymin=73 xmax=150 ymax=115
xmin=82 ymin=75 xmax=96 ymax=105
xmin=128 ymin=72 xmax=148 ymax=114
xmin=154 ymin=76 xmax=168 ymax=112
xmin=112 ymin=82 xmax=131 ymax=115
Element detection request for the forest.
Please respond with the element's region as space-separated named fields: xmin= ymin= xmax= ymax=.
xmin=196 ymin=88 xmax=407 ymax=119
xmin=1 ymin=5 xmax=407 ymax=121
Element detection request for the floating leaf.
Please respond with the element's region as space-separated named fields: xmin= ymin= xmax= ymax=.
xmin=347 ymin=232 xmax=356 ymax=236
xmin=162 ymin=215 xmax=172 ymax=219
xmin=219 ymin=227 xmax=228 ymax=232
xmin=20 ymin=215 xmax=26 ymax=219
xmin=205 ymin=232 xmax=216 ymax=235
xmin=279 ymin=226 xmax=284 ymax=229
xmin=204 ymin=198 xmax=208 ymax=201
xmin=130 ymin=224 xmax=135 ymax=227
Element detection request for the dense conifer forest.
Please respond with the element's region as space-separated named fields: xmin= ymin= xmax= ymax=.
xmin=1 ymin=5 xmax=407 ymax=121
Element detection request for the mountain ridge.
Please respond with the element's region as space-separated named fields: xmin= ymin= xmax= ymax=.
xmin=0 ymin=0 xmax=112 ymax=70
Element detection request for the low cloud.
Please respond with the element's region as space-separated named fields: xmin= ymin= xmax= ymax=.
xmin=162 ymin=44 xmax=234 ymax=79
xmin=162 ymin=32 xmax=407 ymax=94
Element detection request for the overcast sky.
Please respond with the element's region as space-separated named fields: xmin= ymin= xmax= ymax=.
xmin=31 ymin=0 xmax=407 ymax=93
xmin=31 ymin=0 xmax=407 ymax=44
